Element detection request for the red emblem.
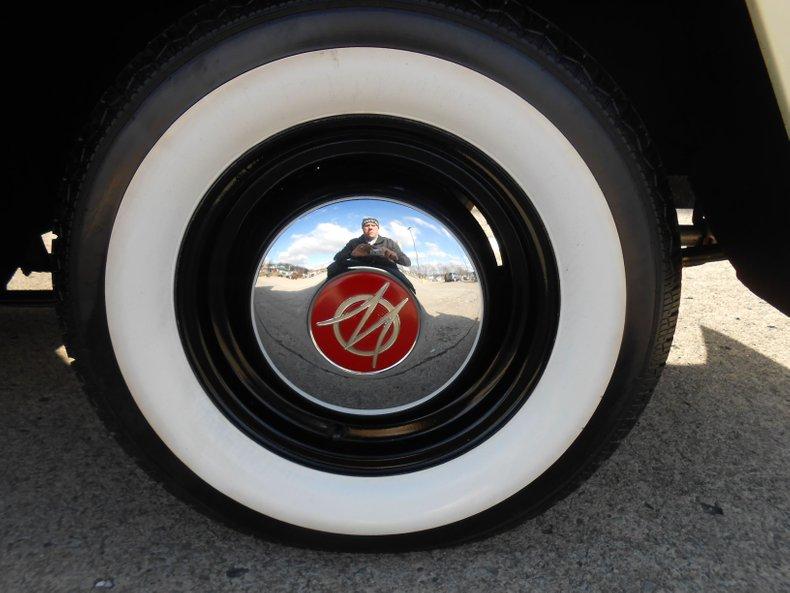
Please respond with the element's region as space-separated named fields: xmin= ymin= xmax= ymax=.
xmin=309 ymin=269 xmax=420 ymax=373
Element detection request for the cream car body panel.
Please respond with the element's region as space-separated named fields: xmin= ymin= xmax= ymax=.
xmin=746 ymin=0 xmax=790 ymax=135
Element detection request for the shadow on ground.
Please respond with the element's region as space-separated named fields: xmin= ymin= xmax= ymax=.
xmin=0 ymin=308 xmax=787 ymax=592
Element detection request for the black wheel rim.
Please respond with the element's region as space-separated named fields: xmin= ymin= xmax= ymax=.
xmin=175 ymin=115 xmax=559 ymax=476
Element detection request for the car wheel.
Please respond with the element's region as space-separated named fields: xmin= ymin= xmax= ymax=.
xmin=56 ymin=0 xmax=680 ymax=550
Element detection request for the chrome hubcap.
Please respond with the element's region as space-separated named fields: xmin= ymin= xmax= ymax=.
xmin=252 ymin=199 xmax=483 ymax=413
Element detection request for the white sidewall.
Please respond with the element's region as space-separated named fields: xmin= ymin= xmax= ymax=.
xmin=106 ymin=48 xmax=626 ymax=535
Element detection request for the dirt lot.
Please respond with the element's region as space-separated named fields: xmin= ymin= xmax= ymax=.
xmin=1 ymin=259 xmax=788 ymax=592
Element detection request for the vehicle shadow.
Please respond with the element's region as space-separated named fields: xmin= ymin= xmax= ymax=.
xmin=0 ymin=308 xmax=787 ymax=591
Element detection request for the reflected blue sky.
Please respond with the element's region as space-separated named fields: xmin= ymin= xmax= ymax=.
xmin=265 ymin=199 xmax=472 ymax=271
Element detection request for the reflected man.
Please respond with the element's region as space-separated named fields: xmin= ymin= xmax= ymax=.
xmin=327 ymin=217 xmax=415 ymax=292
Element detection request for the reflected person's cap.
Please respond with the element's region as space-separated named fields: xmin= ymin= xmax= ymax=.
xmin=361 ymin=217 xmax=379 ymax=227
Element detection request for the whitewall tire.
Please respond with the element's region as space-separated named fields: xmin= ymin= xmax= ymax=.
xmin=57 ymin=1 xmax=679 ymax=549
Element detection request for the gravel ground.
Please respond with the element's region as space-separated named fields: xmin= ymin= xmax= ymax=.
xmin=1 ymin=259 xmax=788 ymax=592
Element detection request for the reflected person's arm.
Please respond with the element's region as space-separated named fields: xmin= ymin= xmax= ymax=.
xmin=391 ymin=241 xmax=411 ymax=266
xmin=334 ymin=239 xmax=356 ymax=261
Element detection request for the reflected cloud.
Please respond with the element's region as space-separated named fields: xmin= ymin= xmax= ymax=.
xmin=274 ymin=222 xmax=356 ymax=268
xmin=263 ymin=199 xmax=477 ymax=280
xmin=403 ymin=215 xmax=453 ymax=239
xmin=379 ymin=220 xmax=415 ymax=256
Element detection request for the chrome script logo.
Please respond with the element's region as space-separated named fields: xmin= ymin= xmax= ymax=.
xmin=309 ymin=270 xmax=420 ymax=373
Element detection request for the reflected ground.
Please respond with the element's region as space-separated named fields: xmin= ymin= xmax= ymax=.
xmin=253 ymin=272 xmax=481 ymax=410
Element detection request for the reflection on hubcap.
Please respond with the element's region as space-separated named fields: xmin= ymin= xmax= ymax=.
xmin=311 ymin=271 xmax=420 ymax=373
xmin=251 ymin=198 xmax=483 ymax=414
